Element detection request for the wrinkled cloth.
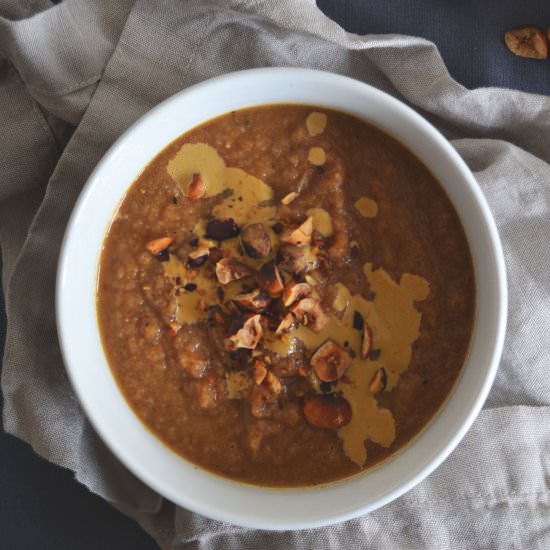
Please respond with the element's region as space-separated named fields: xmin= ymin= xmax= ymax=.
xmin=1 ymin=1 xmax=549 ymax=548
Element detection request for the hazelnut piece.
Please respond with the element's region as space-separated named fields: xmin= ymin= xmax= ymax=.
xmin=303 ymin=394 xmax=352 ymax=430
xmin=258 ymin=261 xmax=284 ymax=297
xmin=240 ymin=223 xmax=272 ymax=258
xmin=206 ymin=218 xmax=240 ymax=241
xmin=277 ymin=244 xmax=309 ymax=274
xmin=215 ymin=258 xmax=253 ymax=285
xmin=227 ymin=314 xmax=263 ymax=350
xmin=361 ymin=321 xmax=373 ymax=359
xmin=187 ymin=173 xmax=206 ymax=200
xmin=282 ymin=281 xmax=312 ymax=307
xmin=310 ymin=340 xmax=352 ymax=382
xmin=232 ymin=288 xmax=271 ymax=312
xmin=280 ymin=217 xmax=313 ymax=246
xmin=369 ymin=367 xmax=387 ymax=394
xmin=291 ymin=297 xmax=329 ymax=333
xmin=504 ymin=26 xmax=548 ymax=59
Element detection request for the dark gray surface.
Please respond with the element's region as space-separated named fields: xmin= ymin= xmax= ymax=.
xmin=1 ymin=1 xmax=549 ymax=548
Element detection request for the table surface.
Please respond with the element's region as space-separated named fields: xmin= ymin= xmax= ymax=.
xmin=1 ymin=1 xmax=549 ymax=548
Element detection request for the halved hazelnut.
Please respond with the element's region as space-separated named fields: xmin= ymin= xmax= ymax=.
xmin=361 ymin=321 xmax=373 ymax=359
xmin=240 ymin=223 xmax=272 ymax=258
xmin=275 ymin=313 xmax=295 ymax=335
xmin=145 ymin=237 xmax=173 ymax=255
xmin=264 ymin=371 xmax=282 ymax=395
xmin=280 ymin=217 xmax=313 ymax=246
xmin=277 ymin=244 xmax=309 ymax=274
xmin=187 ymin=173 xmax=206 ymax=200
xmin=215 ymin=258 xmax=253 ymax=285
xmin=504 ymin=26 xmax=548 ymax=59
xmin=206 ymin=218 xmax=240 ymax=241
xmin=291 ymin=298 xmax=329 ymax=333
xmin=282 ymin=281 xmax=312 ymax=307
xmin=258 ymin=261 xmax=284 ymax=297
xmin=310 ymin=340 xmax=352 ymax=382
xmin=303 ymin=394 xmax=352 ymax=430
xmin=369 ymin=367 xmax=387 ymax=394
xmin=228 ymin=314 xmax=263 ymax=350
xmin=232 ymin=288 xmax=270 ymax=312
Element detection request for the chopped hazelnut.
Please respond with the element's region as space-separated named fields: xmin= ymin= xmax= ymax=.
xmin=504 ymin=26 xmax=548 ymax=59
xmin=253 ymin=362 xmax=268 ymax=385
xmin=275 ymin=313 xmax=296 ymax=335
xmin=258 ymin=260 xmax=284 ymax=297
xmin=264 ymin=371 xmax=282 ymax=395
xmin=369 ymin=367 xmax=387 ymax=394
xmin=215 ymin=258 xmax=254 ymax=285
xmin=291 ymin=297 xmax=329 ymax=333
xmin=232 ymin=288 xmax=271 ymax=312
xmin=282 ymin=281 xmax=312 ymax=307
xmin=145 ymin=237 xmax=173 ymax=255
xmin=187 ymin=173 xmax=206 ymax=200
xmin=310 ymin=340 xmax=352 ymax=382
xmin=277 ymin=243 xmax=309 ymax=274
xmin=280 ymin=217 xmax=313 ymax=246
xmin=361 ymin=321 xmax=373 ymax=359
xmin=240 ymin=223 xmax=272 ymax=258
xmin=228 ymin=314 xmax=263 ymax=350
xmin=281 ymin=191 xmax=299 ymax=205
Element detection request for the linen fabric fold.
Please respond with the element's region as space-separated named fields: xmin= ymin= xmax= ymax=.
xmin=1 ymin=1 xmax=549 ymax=548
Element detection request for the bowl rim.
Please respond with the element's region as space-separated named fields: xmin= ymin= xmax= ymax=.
xmin=56 ymin=67 xmax=507 ymax=530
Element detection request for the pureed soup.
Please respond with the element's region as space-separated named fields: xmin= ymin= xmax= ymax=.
xmin=97 ymin=105 xmax=475 ymax=487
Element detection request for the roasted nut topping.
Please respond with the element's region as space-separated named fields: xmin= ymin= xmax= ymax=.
xmin=275 ymin=313 xmax=296 ymax=335
xmin=361 ymin=321 xmax=373 ymax=359
xmin=215 ymin=258 xmax=254 ymax=285
xmin=264 ymin=371 xmax=282 ymax=395
xmin=187 ymin=173 xmax=206 ymax=200
xmin=369 ymin=367 xmax=387 ymax=394
xmin=258 ymin=260 xmax=284 ymax=297
xmin=281 ymin=191 xmax=299 ymax=205
xmin=253 ymin=362 xmax=268 ymax=385
xmin=228 ymin=314 xmax=263 ymax=350
xmin=277 ymin=243 xmax=309 ymax=274
xmin=206 ymin=218 xmax=240 ymax=241
xmin=145 ymin=237 xmax=173 ymax=255
xmin=240 ymin=223 xmax=272 ymax=258
xmin=291 ymin=297 xmax=329 ymax=333
xmin=282 ymin=281 xmax=312 ymax=307
xmin=310 ymin=340 xmax=352 ymax=382
xmin=303 ymin=394 xmax=352 ymax=430
xmin=187 ymin=238 xmax=215 ymax=267
xmin=232 ymin=288 xmax=271 ymax=312
xmin=504 ymin=26 xmax=548 ymax=59
xmin=280 ymin=217 xmax=313 ymax=246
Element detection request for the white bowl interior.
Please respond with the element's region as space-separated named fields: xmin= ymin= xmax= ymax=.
xmin=57 ymin=68 xmax=507 ymax=530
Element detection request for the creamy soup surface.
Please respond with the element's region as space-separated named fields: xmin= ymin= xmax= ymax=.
xmin=97 ymin=105 xmax=475 ymax=487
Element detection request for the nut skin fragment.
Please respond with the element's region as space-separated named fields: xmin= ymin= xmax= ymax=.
xmin=280 ymin=217 xmax=313 ymax=246
xmin=504 ymin=26 xmax=548 ymax=59
xmin=310 ymin=340 xmax=353 ymax=382
xmin=369 ymin=367 xmax=387 ymax=394
xmin=232 ymin=288 xmax=271 ymax=312
xmin=303 ymin=394 xmax=352 ymax=430
xmin=291 ymin=297 xmax=329 ymax=333
xmin=145 ymin=237 xmax=173 ymax=255
xmin=361 ymin=321 xmax=373 ymax=359
xmin=240 ymin=223 xmax=272 ymax=258
xmin=258 ymin=261 xmax=284 ymax=297
xmin=277 ymin=244 xmax=309 ymax=275
xmin=187 ymin=173 xmax=206 ymax=200
xmin=215 ymin=258 xmax=254 ymax=285
xmin=206 ymin=218 xmax=240 ymax=241
xmin=282 ymin=281 xmax=312 ymax=307
xmin=228 ymin=314 xmax=264 ymax=350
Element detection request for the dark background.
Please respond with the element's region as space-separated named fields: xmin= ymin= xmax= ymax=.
xmin=1 ymin=1 xmax=549 ymax=548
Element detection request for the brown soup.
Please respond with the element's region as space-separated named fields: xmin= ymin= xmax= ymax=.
xmin=97 ymin=105 xmax=475 ymax=487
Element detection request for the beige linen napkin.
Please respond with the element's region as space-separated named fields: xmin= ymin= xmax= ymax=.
xmin=1 ymin=1 xmax=550 ymax=548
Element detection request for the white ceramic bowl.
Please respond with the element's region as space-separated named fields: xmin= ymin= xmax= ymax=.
xmin=56 ymin=68 xmax=507 ymax=530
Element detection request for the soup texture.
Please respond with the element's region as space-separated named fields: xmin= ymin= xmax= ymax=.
xmin=97 ymin=105 xmax=475 ymax=487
